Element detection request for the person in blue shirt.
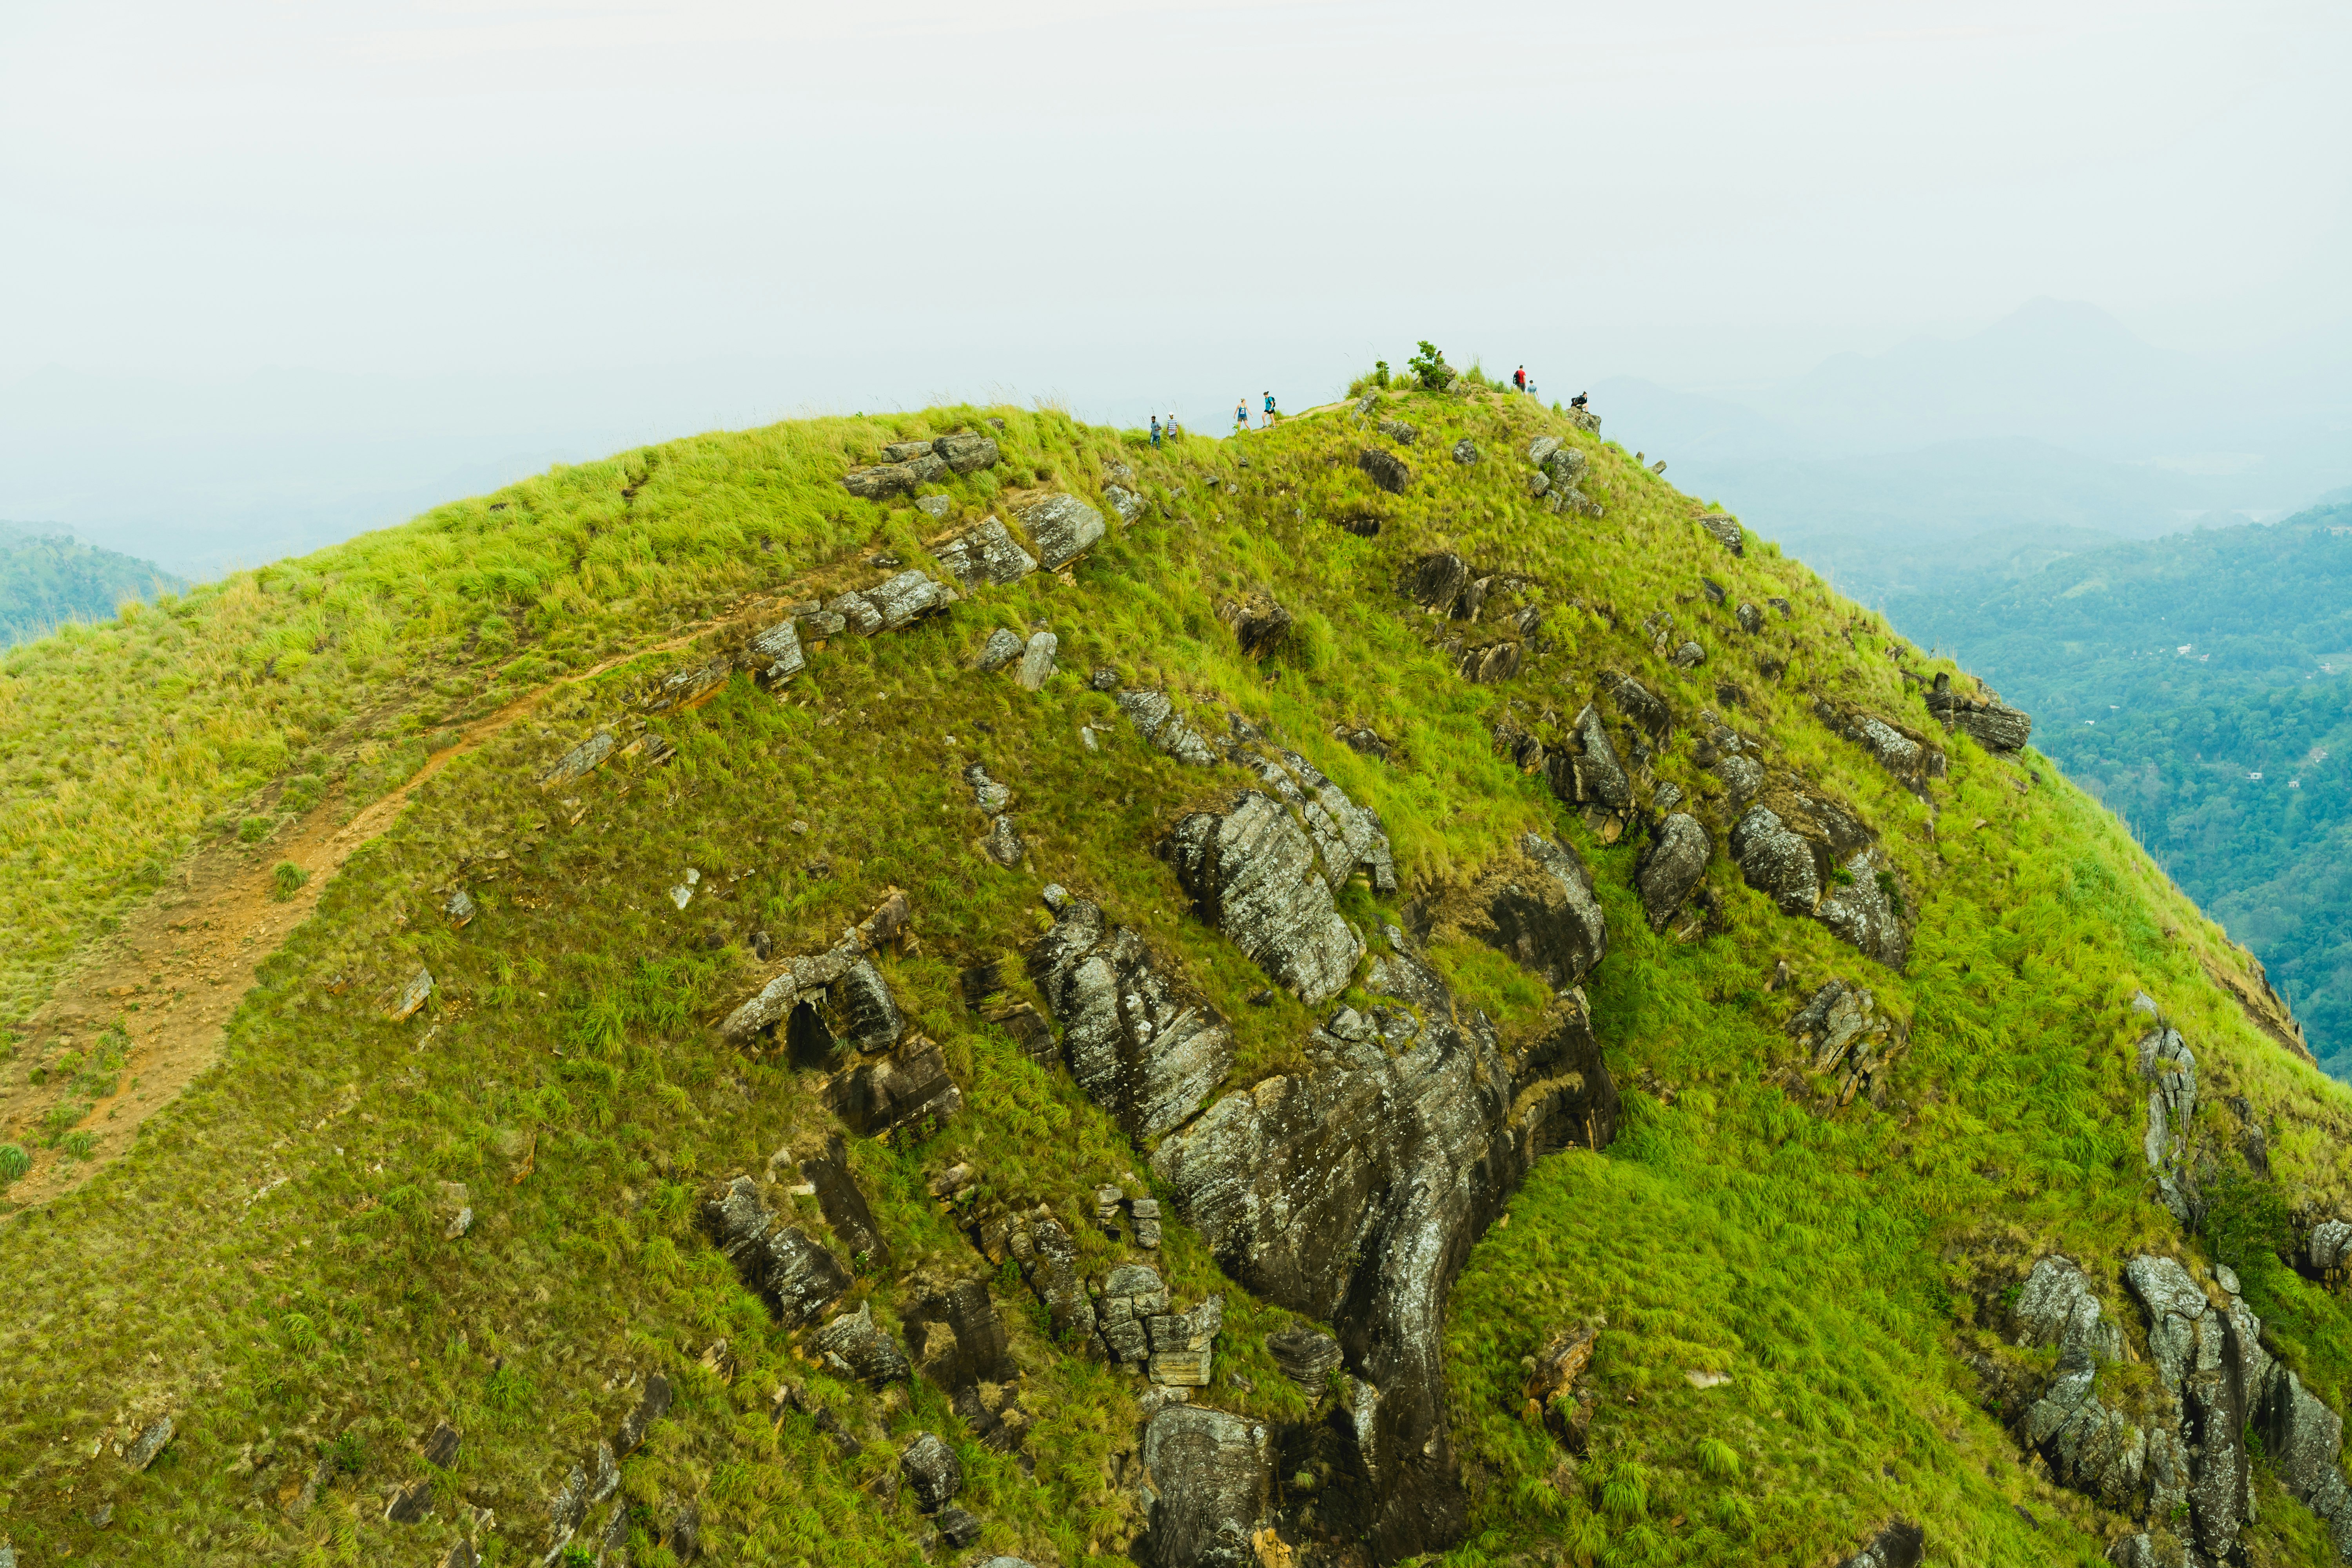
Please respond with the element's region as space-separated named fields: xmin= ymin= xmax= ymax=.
xmin=1235 ymin=398 xmax=1248 ymax=432
xmin=1150 ymin=414 xmax=1161 ymax=448
xmin=1263 ymin=391 xmax=1277 ymax=425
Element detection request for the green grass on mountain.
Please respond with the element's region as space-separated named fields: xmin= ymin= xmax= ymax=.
xmin=1883 ymin=505 xmax=2352 ymax=1076
xmin=0 ymin=378 xmax=2349 ymax=1567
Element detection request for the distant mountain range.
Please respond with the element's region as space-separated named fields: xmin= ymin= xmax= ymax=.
xmin=1598 ymin=299 xmax=2352 ymax=601
xmin=1880 ymin=500 xmax=2352 ymax=1076
xmin=0 ymin=523 xmax=182 ymax=646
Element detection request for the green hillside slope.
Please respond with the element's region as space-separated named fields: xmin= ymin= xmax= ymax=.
xmin=0 ymin=523 xmax=181 ymax=648
xmin=2 ymin=376 xmax=2350 ymax=1568
xmin=1883 ymin=506 xmax=2352 ymax=1076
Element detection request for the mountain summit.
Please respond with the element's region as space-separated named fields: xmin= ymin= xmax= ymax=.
xmin=1 ymin=374 xmax=2348 ymax=1567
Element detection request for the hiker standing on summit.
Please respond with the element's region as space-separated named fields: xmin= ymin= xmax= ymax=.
xmin=1514 ymin=365 xmax=1526 ymax=393
xmin=1150 ymin=414 xmax=1161 ymax=448
xmin=1263 ymin=390 xmax=1277 ymax=426
xmin=1235 ymin=397 xmax=1248 ymax=433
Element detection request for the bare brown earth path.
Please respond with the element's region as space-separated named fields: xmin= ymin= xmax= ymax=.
xmin=0 ymin=606 xmax=764 ymax=1209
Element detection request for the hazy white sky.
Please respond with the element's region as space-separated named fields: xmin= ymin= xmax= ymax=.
xmin=2 ymin=0 xmax=2348 ymax=568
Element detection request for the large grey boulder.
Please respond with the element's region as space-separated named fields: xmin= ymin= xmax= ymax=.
xmin=1104 ymin=484 xmax=1146 ymax=523
xmin=1019 ymin=494 xmax=1107 ymax=569
xmin=1926 ymin=672 xmax=2032 ymax=751
xmin=827 ymin=589 xmax=885 ymax=637
xmin=1730 ymin=805 xmax=1820 ymax=915
xmin=933 ymin=432 xmax=1001 ymax=474
xmin=799 ymin=1133 xmax=891 ymax=1267
xmin=1015 ymin=630 xmax=1059 ymax=691
xmin=747 ymin=619 xmax=805 ymax=682
xmin=903 ymin=1276 xmax=1014 ymax=1392
xmin=1141 ymin=1405 xmax=1270 ymax=1568
xmin=1450 ymin=437 xmax=1477 ymax=464
xmin=1637 ymin=813 xmax=1710 ymax=931
xmin=1118 ymin=688 xmax=1218 ymax=766
xmin=1403 ymin=552 xmax=1474 ymax=617
xmin=859 ymin=570 xmax=957 ymax=632
xmin=900 ymin=1432 xmax=963 ymax=1513
xmin=2124 ymin=1255 xmax=2252 ymax=1560
xmin=1697 ymin=514 xmax=1744 ymax=555
xmin=1376 ymin=418 xmax=1418 ymax=445
xmin=1152 ymin=940 xmax=1615 ymax=1561
xmin=1163 ymin=792 xmax=1363 ymax=1004
xmin=2265 ymin=1370 xmax=2352 ymax=1555
xmin=931 ymin=516 xmax=1037 ymax=590
xmin=1358 ymin=448 xmax=1412 ymax=494
xmin=1542 ymin=704 xmax=1631 ymax=818
xmin=976 ymin=627 xmax=1024 ymax=671
xmin=1028 ymin=893 xmax=1234 ymax=1140
xmin=1609 ymin=673 xmax=1672 ymax=742
xmin=1216 ymin=591 xmax=1292 ymax=659
xmin=1815 ymin=701 xmax=1946 ymax=794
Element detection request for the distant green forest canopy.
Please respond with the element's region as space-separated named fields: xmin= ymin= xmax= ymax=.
xmin=0 ymin=522 xmax=183 ymax=646
xmin=1884 ymin=501 xmax=2352 ymax=1076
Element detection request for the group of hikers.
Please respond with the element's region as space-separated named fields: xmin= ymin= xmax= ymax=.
xmin=1146 ymin=370 xmax=1582 ymax=447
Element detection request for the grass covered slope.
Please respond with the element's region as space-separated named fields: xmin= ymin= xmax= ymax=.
xmin=0 ymin=382 xmax=2348 ymax=1568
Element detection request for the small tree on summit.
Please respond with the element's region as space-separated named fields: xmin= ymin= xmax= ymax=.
xmin=1408 ymin=341 xmax=1454 ymax=390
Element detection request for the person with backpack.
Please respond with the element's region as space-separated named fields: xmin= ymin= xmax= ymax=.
xmin=1514 ymin=366 xmax=1526 ymax=393
xmin=1263 ymin=391 xmax=1277 ymax=426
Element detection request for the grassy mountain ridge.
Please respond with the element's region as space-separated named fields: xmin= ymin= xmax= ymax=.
xmin=0 ymin=523 xmax=182 ymax=648
xmin=1881 ymin=505 xmax=2352 ymax=1075
xmin=0 ymin=383 xmax=2348 ymax=1568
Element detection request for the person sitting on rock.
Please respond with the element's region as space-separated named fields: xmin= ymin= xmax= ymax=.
xmin=1570 ymin=391 xmax=1588 ymax=410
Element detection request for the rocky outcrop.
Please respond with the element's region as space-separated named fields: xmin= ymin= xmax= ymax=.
xmin=1450 ymin=437 xmax=1477 ymax=464
xmin=1359 ymin=448 xmax=1411 ymax=494
xmin=2139 ymin=1022 xmax=2200 ymax=1226
xmin=1118 ymin=689 xmax=1219 ymax=766
xmin=1015 ymin=630 xmax=1058 ymax=691
xmin=1834 ymin=1522 xmax=1924 ymax=1568
xmin=1995 ymin=1250 xmax=2352 ymax=1562
xmin=1020 ymin=495 xmax=1107 ymax=570
xmin=811 ymin=1301 xmax=910 ymax=1387
xmin=702 ymin=1176 xmax=851 ymax=1327
xmin=842 ymin=434 xmax=999 ymax=497
xmin=1218 ymin=719 xmax=1398 ymax=897
xmin=1724 ymin=774 xmax=1909 ymax=968
xmin=1697 ymin=514 xmax=1744 ymax=555
xmin=1542 ymin=704 xmax=1632 ymax=830
xmin=1637 ymin=813 xmax=1710 ymax=932
xmin=1925 ymin=672 xmax=2031 ymax=752
xmin=1267 ymin=1326 xmax=1343 ymax=1394
xmin=1151 ymin=937 xmax=1616 ymax=1561
xmin=717 ymin=892 xmax=911 ymax=1046
xmin=799 ymin=1133 xmax=891 ymax=1267
xmin=825 ymin=1034 xmax=964 ymax=1136
xmin=1141 ymin=1404 xmax=1272 ymax=1568
xmin=1815 ymin=699 xmax=1946 ymax=796
xmin=1375 ymin=419 xmax=1418 ymax=445
xmin=1455 ymin=833 xmax=1607 ymax=989
xmin=1785 ymin=979 xmax=1900 ymax=1103
xmin=1029 ymin=891 xmax=1236 ymax=1140
xmin=1162 ymin=792 xmax=1364 ymax=1005
xmin=976 ymin=627 xmax=1024 ymax=671
xmin=1217 ymin=592 xmax=1293 ymax=659
xmin=931 ymin=517 xmax=1038 ymax=590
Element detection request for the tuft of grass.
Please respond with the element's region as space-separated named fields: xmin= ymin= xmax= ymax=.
xmin=0 ymin=1143 xmax=27 ymax=1183
xmin=271 ymin=860 xmax=310 ymax=900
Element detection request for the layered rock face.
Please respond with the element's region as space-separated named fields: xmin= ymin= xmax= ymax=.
xmin=1149 ymin=936 xmax=1616 ymax=1559
xmin=1998 ymin=1251 xmax=2352 ymax=1563
xmin=1163 ymin=793 xmax=1365 ymax=1006
xmin=1926 ymin=671 xmax=2032 ymax=751
xmin=1029 ymin=893 xmax=1236 ymax=1140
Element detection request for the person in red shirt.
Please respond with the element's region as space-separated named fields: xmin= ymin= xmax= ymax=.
xmin=1514 ymin=366 xmax=1527 ymax=393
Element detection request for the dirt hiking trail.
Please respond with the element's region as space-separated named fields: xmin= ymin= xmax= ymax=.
xmin=0 ymin=613 xmax=749 ymax=1209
